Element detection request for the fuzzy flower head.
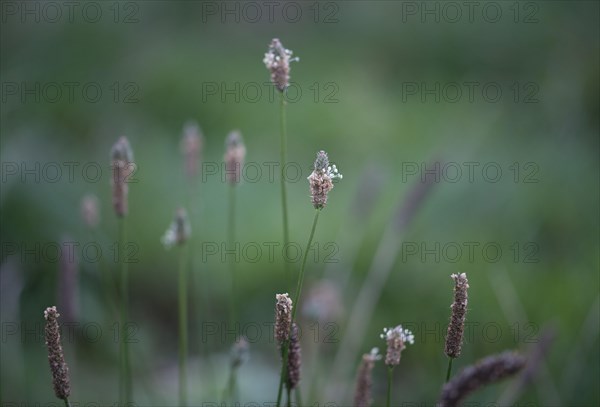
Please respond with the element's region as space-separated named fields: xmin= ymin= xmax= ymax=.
xmin=80 ymin=194 xmax=100 ymax=229
xmin=230 ymin=337 xmax=250 ymax=369
xmin=110 ymin=136 xmax=134 ymax=218
xmin=445 ymin=272 xmax=469 ymax=359
xmin=263 ymin=38 xmax=299 ymax=92
xmin=181 ymin=121 xmax=203 ymax=179
xmin=161 ymin=208 xmax=191 ymax=249
xmin=308 ymin=150 xmax=343 ymax=209
xmin=44 ymin=306 xmax=71 ymax=401
xmin=380 ymin=325 xmax=415 ymax=366
xmin=274 ymin=293 xmax=293 ymax=345
xmin=224 ymin=130 xmax=246 ymax=185
xmin=354 ymin=348 xmax=382 ymax=407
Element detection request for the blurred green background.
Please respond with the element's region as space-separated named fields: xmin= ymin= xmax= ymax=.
xmin=1 ymin=1 xmax=598 ymax=406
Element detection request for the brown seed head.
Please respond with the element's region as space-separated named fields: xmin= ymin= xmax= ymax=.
xmin=274 ymin=293 xmax=293 ymax=345
xmin=161 ymin=208 xmax=191 ymax=248
xmin=381 ymin=325 xmax=415 ymax=366
xmin=230 ymin=337 xmax=250 ymax=369
xmin=445 ymin=273 xmax=469 ymax=358
xmin=44 ymin=306 xmax=71 ymax=401
xmin=439 ymin=351 xmax=526 ymax=407
xmin=307 ymin=150 xmax=342 ymax=209
xmin=286 ymin=323 xmax=302 ymax=390
xmin=224 ymin=130 xmax=246 ymax=185
xmin=80 ymin=194 xmax=100 ymax=229
xmin=354 ymin=348 xmax=381 ymax=407
xmin=110 ymin=136 xmax=134 ymax=217
xmin=263 ymin=38 xmax=298 ymax=92
xmin=181 ymin=121 xmax=203 ymax=179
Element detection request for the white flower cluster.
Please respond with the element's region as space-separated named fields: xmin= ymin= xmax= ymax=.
xmin=368 ymin=347 xmax=383 ymax=361
xmin=380 ymin=325 xmax=415 ymax=345
xmin=326 ymin=164 xmax=343 ymax=180
xmin=161 ymin=225 xmax=178 ymax=249
xmin=262 ymin=44 xmax=299 ymax=71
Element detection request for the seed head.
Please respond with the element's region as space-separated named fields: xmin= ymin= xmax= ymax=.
xmin=308 ymin=150 xmax=342 ymax=209
xmin=224 ymin=130 xmax=246 ymax=185
xmin=380 ymin=325 xmax=414 ymax=366
xmin=445 ymin=273 xmax=469 ymax=359
xmin=181 ymin=121 xmax=203 ymax=179
xmin=302 ymin=279 xmax=343 ymax=323
xmin=354 ymin=348 xmax=381 ymax=407
xmin=44 ymin=306 xmax=71 ymax=401
xmin=110 ymin=136 xmax=134 ymax=217
xmin=439 ymin=351 xmax=526 ymax=407
xmin=263 ymin=38 xmax=299 ymax=92
xmin=80 ymin=194 xmax=100 ymax=229
xmin=161 ymin=208 xmax=191 ymax=249
xmin=286 ymin=323 xmax=302 ymax=390
xmin=274 ymin=293 xmax=293 ymax=345
xmin=230 ymin=337 xmax=250 ymax=369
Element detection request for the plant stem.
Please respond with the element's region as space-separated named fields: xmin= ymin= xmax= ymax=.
xmin=387 ymin=366 xmax=394 ymax=407
xmin=446 ymin=357 xmax=453 ymax=382
xmin=277 ymin=209 xmax=321 ymax=407
xmin=291 ymin=209 xmax=320 ymax=324
xmin=118 ymin=217 xmax=131 ymax=405
xmin=228 ymin=184 xmax=237 ymax=329
xmin=179 ymin=244 xmax=189 ymax=406
xmin=279 ymin=92 xmax=291 ymax=287
xmin=63 ymin=398 xmax=71 ymax=407
xmin=286 ymin=386 xmax=291 ymax=407
xmin=276 ymin=342 xmax=289 ymax=407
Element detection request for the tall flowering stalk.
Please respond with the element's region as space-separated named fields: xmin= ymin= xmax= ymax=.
xmin=111 ymin=136 xmax=133 ymax=405
xmin=223 ymin=337 xmax=249 ymax=403
xmin=439 ymin=351 xmax=526 ymax=407
xmin=275 ymin=151 xmax=342 ymax=407
xmin=162 ymin=208 xmax=191 ymax=406
xmin=224 ymin=130 xmax=245 ymax=327
xmin=44 ymin=306 xmax=71 ymax=407
xmin=264 ymin=38 xmax=298 ymax=285
xmin=445 ymin=273 xmax=469 ymax=382
xmin=286 ymin=323 xmax=302 ymax=405
xmin=354 ymin=348 xmax=381 ymax=407
xmin=381 ymin=325 xmax=414 ymax=407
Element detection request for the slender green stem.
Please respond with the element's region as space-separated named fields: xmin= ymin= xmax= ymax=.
xmin=118 ymin=217 xmax=131 ymax=405
xmin=286 ymin=386 xmax=291 ymax=407
xmin=277 ymin=209 xmax=321 ymax=407
xmin=90 ymin=230 xmax=117 ymax=319
xmin=446 ymin=357 xmax=453 ymax=382
xmin=279 ymin=92 xmax=291 ymax=287
xmin=179 ymin=244 xmax=189 ymax=406
xmin=228 ymin=184 xmax=237 ymax=329
xmin=291 ymin=209 xmax=320 ymax=324
xmin=387 ymin=366 xmax=394 ymax=407
xmin=276 ymin=342 xmax=289 ymax=407
xmin=227 ymin=365 xmax=238 ymax=402
xmin=63 ymin=398 xmax=71 ymax=407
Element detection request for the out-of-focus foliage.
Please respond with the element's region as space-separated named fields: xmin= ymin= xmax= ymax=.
xmin=1 ymin=1 xmax=598 ymax=406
